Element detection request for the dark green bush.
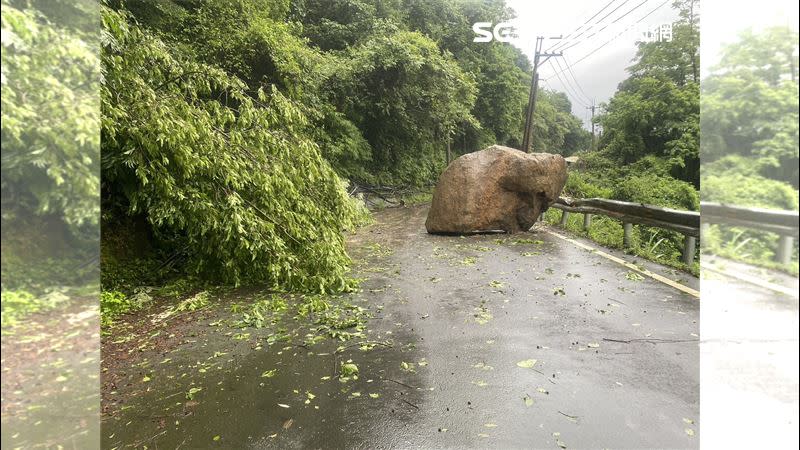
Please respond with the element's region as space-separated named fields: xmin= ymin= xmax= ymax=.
xmin=701 ymin=172 xmax=798 ymax=210
xmin=563 ymin=171 xmax=613 ymax=199
xmin=612 ymin=174 xmax=699 ymax=211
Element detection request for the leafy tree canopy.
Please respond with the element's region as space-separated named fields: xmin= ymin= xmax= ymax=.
xmin=595 ymin=0 xmax=700 ymax=187
xmin=101 ymin=7 xmax=367 ymax=290
xmin=701 ymin=26 xmax=799 ymax=187
xmin=1 ymin=2 xmax=100 ymax=235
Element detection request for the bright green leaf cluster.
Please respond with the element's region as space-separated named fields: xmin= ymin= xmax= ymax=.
xmin=1 ymin=3 xmax=100 ymax=232
xmin=101 ymin=7 xmax=368 ymax=291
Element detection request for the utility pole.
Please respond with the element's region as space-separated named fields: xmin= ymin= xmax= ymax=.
xmin=586 ymin=100 xmax=596 ymax=151
xmin=522 ymin=36 xmax=562 ymax=153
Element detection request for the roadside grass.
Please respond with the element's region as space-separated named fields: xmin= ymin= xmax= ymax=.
xmin=701 ymin=225 xmax=798 ymax=276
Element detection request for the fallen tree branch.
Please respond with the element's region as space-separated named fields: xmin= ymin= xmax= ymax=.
xmin=558 ymin=410 xmax=579 ymax=420
xmin=603 ymin=337 xmax=699 ymax=344
xmin=381 ymin=377 xmax=416 ymax=390
xmin=400 ymin=398 xmax=420 ymax=409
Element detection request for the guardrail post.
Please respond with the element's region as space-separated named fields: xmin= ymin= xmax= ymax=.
xmin=559 ymin=211 xmax=570 ymax=226
xmin=682 ymin=235 xmax=696 ymax=265
xmin=776 ymin=235 xmax=794 ymax=265
xmin=583 ymin=213 xmax=592 ymax=231
xmin=700 ymin=222 xmax=710 ymax=240
xmin=699 ymin=222 xmax=710 ymax=251
xmin=623 ymin=222 xmax=633 ymax=248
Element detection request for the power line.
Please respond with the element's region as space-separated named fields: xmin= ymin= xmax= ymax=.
xmin=558 ymin=0 xmax=652 ymax=53
xmin=545 ymin=0 xmax=671 ymax=80
xmin=563 ymin=54 xmax=594 ymax=103
xmin=548 ymin=0 xmax=621 ymax=52
xmin=550 ymin=68 xmax=590 ymax=108
xmin=554 ymin=56 xmax=593 ymax=105
xmin=552 ymin=0 xmax=635 ymax=52
xmin=548 ymin=59 xmax=590 ymax=107
xmin=595 ymin=0 xmax=635 ymax=24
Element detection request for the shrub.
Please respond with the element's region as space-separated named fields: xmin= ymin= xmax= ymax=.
xmin=2 ymin=290 xmax=70 ymax=328
xmin=612 ymin=174 xmax=699 ymax=211
xmin=563 ymin=171 xmax=613 ymax=199
xmin=100 ymin=290 xmax=136 ymax=327
xmin=701 ymin=172 xmax=798 ymax=211
xmin=101 ymin=8 xmax=368 ymax=291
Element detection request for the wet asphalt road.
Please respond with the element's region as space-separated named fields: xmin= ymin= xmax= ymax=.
xmin=700 ymin=258 xmax=798 ymax=449
xmin=102 ymin=205 xmax=699 ymax=449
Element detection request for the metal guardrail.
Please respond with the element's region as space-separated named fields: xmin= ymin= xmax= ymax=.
xmin=701 ymin=202 xmax=799 ymax=265
xmin=550 ymin=197 xmax=700 ymax=265
xmin=549 ymin=197 xmax=799 ymax=266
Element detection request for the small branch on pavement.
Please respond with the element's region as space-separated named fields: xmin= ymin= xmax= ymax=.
xmin=558 ymin=410 xmax=579 ymax=420
xmin=400 ymin=398 xmax=420 ymax=410
xmin=603 ymin=338 xmax=699 ymax=344
xmin=382 ymin=378 xmax=417 ymax=390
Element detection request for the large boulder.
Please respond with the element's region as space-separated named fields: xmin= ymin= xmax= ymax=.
xmin=426 ymin=145 xmax=567 ymax=234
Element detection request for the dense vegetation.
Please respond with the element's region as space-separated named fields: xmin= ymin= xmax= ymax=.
xmin=10 ymin=0 xmax=792 ymax=328
xmin=546 ymin=0 xmax=701 ymax=273
xmin=700 ymin=26 xmax=799 ymax=272
xmin=2 ymin=0 xmax=589 ymax=326
xmin=96 ymin=0 xmax=594 ymax=307
xmin=1 ymin=0 xmax=100 ymax=327
xmin=556 ymin=1 xmax=798 ymax=273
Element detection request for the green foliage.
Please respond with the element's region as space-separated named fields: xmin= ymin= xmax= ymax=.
xmin=112 ymin=0 xmax=591 ymax=190
xmin=701 ymin=26 xmax=799 ymax=186
xmin=171 ymin=290 xmax=210 ymax=313
xmin=700 ymin=26 xmax=799 ymax=272
xmin=598 ymin=77 xmax=699 ymax=184
xmin=100 ymin=256 xmax=162 ymax=293
xmin=233 ymin=291 xmax=367 ymax=342
xmin=1 ymin=290 xmax=36 ymax=328
xmin=1 ymin=289 xmax=70 ymax=329
xmin=597 ymin=0 xmax=699 ymax=186
xmin=101 ymin=8 xmax=368 ymax=291
xmin=701 ymin=169 xmax=798 ymax=211
xmin=612 ymin=174 xmax=699 ymax=211
xmin=292 ymin=0 xmax=398 ymax=51
xmin=1 ymin=209 xmax=98 ymax=295
xmin=1 ymin=2 xmax=100 ymax=235
xmin=562 ymin=171 xmax=612 ymax=199
xmin=237 ymin=293 xmax=289 ymax=328
xmin=700 ymin=160 xmax=798 ymax=273
xmin=324 ymin=29 xmax=477 ymax=185
xmin=559 ymin=153 xmax=698 ymax=273
xmin=553 ymin=1 xmax=701 ymax=274
xmin=100 ymin=290 xmax=133 ymax=327
xmin=2 ymin=253 xmax=96 ymax=293
xmin=96 ymin=0 xmax=597 ymax=296
xmin=628 ymin=0 xmax=699 ymax=85
xmin=340 ymin=361 xmax=359 ymax=377
xmin=117 ymin=0 xmax=314 ymax=96
xmin=532 ymin=90 xmax=592 ymax=156
xmin=702 ymin=225 xmax=798 ymax=275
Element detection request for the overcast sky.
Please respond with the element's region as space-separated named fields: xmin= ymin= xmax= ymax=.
xmin=502 ymin=0 xmax=799 ymax=129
